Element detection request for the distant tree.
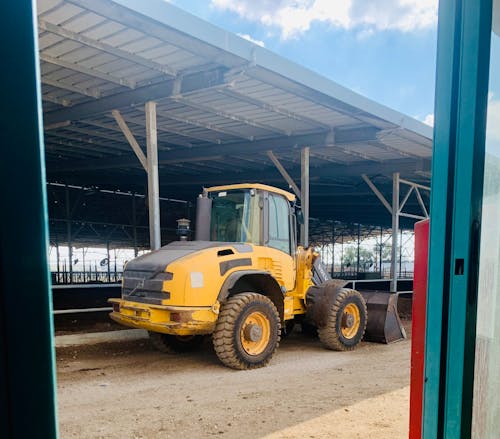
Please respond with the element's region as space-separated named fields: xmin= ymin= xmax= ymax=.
xmin=373 ymin=242 xmax=392 ymax=263
xmin=342 ymin=246 xmax=375 ymax=270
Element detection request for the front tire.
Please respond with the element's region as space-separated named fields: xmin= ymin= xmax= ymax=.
xmin=212 ymin=293 xmax=281 ymax=370
xmin=317 ymin=288 xmax=367 ymax=351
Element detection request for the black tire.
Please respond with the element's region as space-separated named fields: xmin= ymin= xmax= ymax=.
xmin=149 ymin=331 xmax=204 ymax=354
xmin=212 ymin=292 xmax=281 ymax=370
xmin=317 ymin=288 xmax=367 ymax=351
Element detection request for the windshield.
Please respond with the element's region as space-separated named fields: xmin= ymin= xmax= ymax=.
xmin=209 ymin=190 xmax=261 ymax=244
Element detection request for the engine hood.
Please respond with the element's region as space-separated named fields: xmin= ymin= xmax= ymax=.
xmin=125 ymin=241 xmax=253 ymax=274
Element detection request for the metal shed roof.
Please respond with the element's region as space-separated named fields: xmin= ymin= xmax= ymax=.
xmin=38 ymin=0 xmax=433 ymax=227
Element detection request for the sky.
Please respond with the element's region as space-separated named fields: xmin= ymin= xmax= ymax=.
xmin=169 ymin=0 xmax=438 ymax=126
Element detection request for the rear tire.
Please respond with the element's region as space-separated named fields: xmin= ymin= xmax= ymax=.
xmin=317 ymin=288 xmax=367 ymax=351
xmin=149 ymin=331 xmax=204 ymax=354
xmin=212 ymin=292 xmax=281 ymax=370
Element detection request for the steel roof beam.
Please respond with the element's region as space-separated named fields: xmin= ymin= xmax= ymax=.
xmin=155 ymin=108 xmax=254 ymax=141
xmin=63 ymin=124 xmax=133 ymax=144
xmin=45 ymin=129 xmax=130 ymax=151
xmin=171 ymin=95 xmax=292 ymax=136
xmin=332 ymin=144 xmax=382 ymax=162
xmin=53 ymin=132 xmax=329 ymax=172
xmin=66 ymin=0 xmax=228 ymax=64
xmin=42 ymin=77 xmax=101 ymax=99
xmin=42 ymin=94 xmax=72 ymax=107
xmin=44 ymin=67 xmax=228 ymax=125
xmin=45 ymin=120 xmax=72 ymax=130
xmin=50 ymin=127 xmax=430 ymax=174
xmin=111 ymin=110 xmax=147 ymax=170
xmin=69 ymin=0 xmax=433 ymax=141
xmin=218 ymin=88 xmax=332 ymax=130
xmin=50 ymin=158 xmax=427 ymax=186
xmin=44 ymin=132 xmax=128 ymax=154
xmin=40 ymin=53 xmax=136 ymax=89
xmin=80 ymin=119 xmax=192 ymax=150
xmin=45 ymin=143 xmax=101 ymax=159
xmin=45 ymin=140 xmax=104 ymax=158
xmin=38 ymin=19 xmax=177 ymax=76
xmin=119 ymin=113 xmax=217 ymax=144
xmin=266 ymin=150 xmax=301 ymax=199
xmin=309 ymin=151 xmax=344 ymax=164
xmin=48 ymin=121 xmax=183 ymax=151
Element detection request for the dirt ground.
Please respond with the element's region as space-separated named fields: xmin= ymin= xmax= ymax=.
xmin=56 ymin=320 xmax=411 ymax=439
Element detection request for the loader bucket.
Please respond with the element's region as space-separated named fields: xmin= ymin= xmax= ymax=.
xmin=360 ymin=291 xmax=406 ymax=344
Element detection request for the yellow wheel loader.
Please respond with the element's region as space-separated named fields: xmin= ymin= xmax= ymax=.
xmin=109 ymin=183 xmax=405 ymax=369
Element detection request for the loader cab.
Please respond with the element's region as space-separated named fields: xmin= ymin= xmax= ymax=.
xmin=204 ymin=184 xmax=297 ymax=256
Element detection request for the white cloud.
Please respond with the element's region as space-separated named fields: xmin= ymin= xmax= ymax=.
xmin=212 ymin=0 xmax=438 ymax=39
xmin=423 ymin=113 xmax=434 ymax=126
xmin=237 ymin=33 xmax=266 ymax=47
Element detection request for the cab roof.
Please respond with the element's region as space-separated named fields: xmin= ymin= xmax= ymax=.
xmin=206 ymin=183 xmax=296 ymax=202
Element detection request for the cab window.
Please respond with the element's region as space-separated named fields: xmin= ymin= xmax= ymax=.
xmin=268 ymin=194 xmax=291 ymax=253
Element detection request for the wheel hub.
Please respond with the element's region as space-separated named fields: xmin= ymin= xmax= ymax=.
xmin=340 ymin=303 xmax=361 ymax=339
xmin=243 ymin=323 xmax=263 ymax=342
xmin=342 ymin=313 xmax=355 ymax=328
xmin=240 ymin=310 xmax=271 ymax=355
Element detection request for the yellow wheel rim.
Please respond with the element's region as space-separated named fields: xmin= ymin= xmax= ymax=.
xmin=340 ymin=303 xmax=361 ymax=339
xmin=240 ymin=311 xmax=271 ymax=355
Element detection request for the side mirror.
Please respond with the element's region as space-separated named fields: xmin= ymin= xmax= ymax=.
xmin=296 ymin=209 xmax=304 ymax=225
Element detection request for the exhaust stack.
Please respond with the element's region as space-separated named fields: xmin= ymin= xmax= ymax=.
xmin=195 ymin=191 xmax=212 ymax=241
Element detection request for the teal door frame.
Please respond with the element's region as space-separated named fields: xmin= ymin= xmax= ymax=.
xmin=0 ymin=1 xmax=58 ymax=437
xmin=423 ymin=0 xmax=492 ymax=437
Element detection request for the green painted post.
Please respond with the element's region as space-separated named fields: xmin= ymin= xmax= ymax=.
xmin=0 ymin=1 xmax=58 ymax=438
xmin=423 ymin=0 xmax=492 ymax=437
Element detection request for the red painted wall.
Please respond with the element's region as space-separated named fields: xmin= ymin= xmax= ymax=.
xmin=409 ymin=218 xmax=430 ymax=439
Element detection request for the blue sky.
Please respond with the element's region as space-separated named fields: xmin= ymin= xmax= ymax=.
xmin=170 ymin=0 xmax=438 ymax=125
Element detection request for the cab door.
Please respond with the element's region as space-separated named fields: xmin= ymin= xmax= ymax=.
xmin=262 ymin=192 xmax=296 ymax=291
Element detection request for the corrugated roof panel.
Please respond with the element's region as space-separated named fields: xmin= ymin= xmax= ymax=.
xmin=42 ymin=38 xmax=82 ymax=57
xmin=54 ymin=46 xmax=101 ymax=64
xmin=119 ymin=37 xmax=164 ymax=55
xmin=60 ymin=11 xmax=107 ymax=33
xmin=39 ymin=2 xmax=83 ymax=24
xmin=37 ymin=31 xmax=65 ymax=50
xmin=79 ymin=20 xmax=125 ymax=40
xmin=38 ymin=0 xmax=65 ymax=15
xmin=38 ymin=0 xmax=433 ymax=224
xmin=99 ymin=27 xmax=145 ymax=47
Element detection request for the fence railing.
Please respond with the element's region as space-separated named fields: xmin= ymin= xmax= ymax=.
xmin=51 ymin=270 xmax=123 ymax=285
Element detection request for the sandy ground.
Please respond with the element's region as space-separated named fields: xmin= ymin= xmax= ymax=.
xmin=56 ymin=322 xmax=411 ymax=439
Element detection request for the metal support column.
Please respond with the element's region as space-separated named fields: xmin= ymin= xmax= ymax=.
xmin=56 ymin=239 xmax=60 ymax=283
xmin=331 ymin=222 xmax=335 ymax=277
xmin=390 ymin=173 xmax=400 ymax=292
xmin=341 ymin=235 xmax=344 ymax=274
xmin=399 ymin=229 xmax=403 ymax=276
xmin=82 ymin=248 xmax=86 ymax=283
xmin=106 ymin=241 xmax=111 ymax=283
xmin=357 ymin=223 xmax=361 ymax=276
xmin=145 ymin=101 xmax=161 ymax=250
xmin=300 ymin=147 xmax=310 ymax=247
xmin=65 ymin=185 xmax=73 ymax=284
xmin=379 ymin=226 xmax=383 ymax=274
xmin=132 ymin=193 xmax=138 ymax=257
